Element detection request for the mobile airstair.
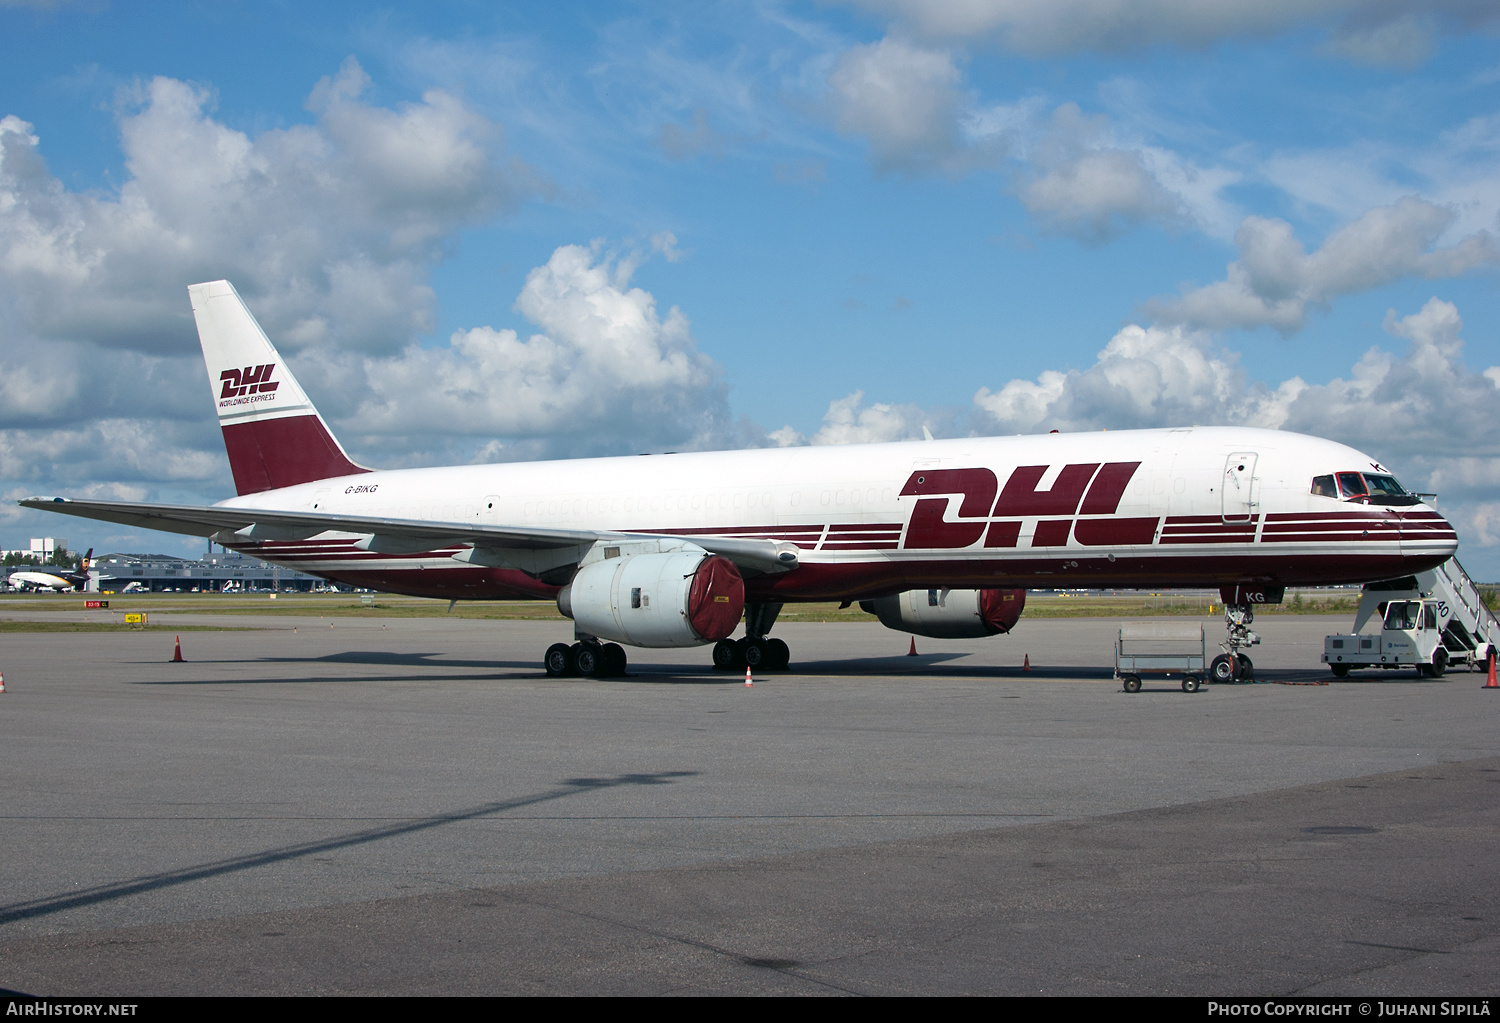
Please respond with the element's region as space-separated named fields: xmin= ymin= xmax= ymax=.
xmin=1324 ymin=558 xmax=1499 ymax=677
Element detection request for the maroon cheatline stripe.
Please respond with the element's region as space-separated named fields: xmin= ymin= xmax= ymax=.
xmin=1263 ymin=534 xmax=1397 ymax=544
xmin=1160 ymin=526 xmax=1255 ymax=535
xmin=1264 ymin=522 xmax=1401 ymax=532
xmin=1264 ymin=511 xmax=1395 ymax=522
xmin=1160 ymin=536 xmax=1255 ymax=545
xmin=653 ymin=524 xmax=827 ymax=536
xmin=1164 ymin=514 xmax=1261 ymax=524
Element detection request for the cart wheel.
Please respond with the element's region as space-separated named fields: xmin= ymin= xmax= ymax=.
xmin=1182 ymin=675 xmax=1200 ymax=693
xmin=1122 ymin=675 xmax=1142 ymax=693
xmin=1330 ymin=663 xmax=1349 ymax=678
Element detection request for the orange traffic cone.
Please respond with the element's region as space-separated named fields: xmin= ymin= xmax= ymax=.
xmin=1022 ymin=654 xmax=1031 ymax=672
xmin=0 ymin=670 xmax=6 ymax=693
xmin=744 ymin=665 xmax=753 ymax=687
xmin=172 ymin=636 xmax=184 ymax=662
xmin=1485 ymin=652 xmax=1498 ymax=690
xmin=907 ymin=637 xmax=918 ymax=656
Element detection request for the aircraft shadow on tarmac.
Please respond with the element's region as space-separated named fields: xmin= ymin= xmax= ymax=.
xmin=128 ymin=649 xmax=1394 ymax=686
xmin=0 ymin=770 xmax=699 ymax=928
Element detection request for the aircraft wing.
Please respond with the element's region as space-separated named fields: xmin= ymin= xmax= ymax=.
xmin=17 ymin=497 xmax=800 ymax=575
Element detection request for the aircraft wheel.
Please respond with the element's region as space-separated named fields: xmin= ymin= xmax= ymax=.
xmin=1330 ymin=663 xmax=1350 ymax=678
xmin=1122 ymin=675 xmax=1142 ymax=693
xmin=711 ymin=639 xmax=738 ymax=671
xmin=544 ymin=643 xmax=573 ymax=678
xmin=1210 ymin=654 xmax=1236 ymax=684
xmin=1182 ymin=675 xmax=1200 ymax=693
xmin=744 ymin=633 xmax=768 ymax=666
xmin=601 ymin=643 xmax=627 ymax=677
xmin=574 ymin=643 xmax=601 ymax=678
xmin=766 ymin=638 xmax=790 ymax=671
xmin=1235 ymin=654 xmax=1253 ymax=681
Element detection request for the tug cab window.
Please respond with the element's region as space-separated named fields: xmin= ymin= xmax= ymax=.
xmin=1383 ymin=601 xmax=1420 ymax=631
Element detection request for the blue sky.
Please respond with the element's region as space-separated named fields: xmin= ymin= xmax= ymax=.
xmin=2 ymin=0 xmax=1498 ymax=576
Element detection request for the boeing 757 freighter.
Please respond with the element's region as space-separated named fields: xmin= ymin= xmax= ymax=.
xmin=22 ymin=281 xmax=1457 ymax=678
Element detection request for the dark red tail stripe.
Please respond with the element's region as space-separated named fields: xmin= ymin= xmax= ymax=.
xmin=221 ymin=415 xmax=366 ymax=496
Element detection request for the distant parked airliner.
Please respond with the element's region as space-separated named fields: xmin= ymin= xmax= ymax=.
xmin=22 ymin=282 xmax=1456 ymax=677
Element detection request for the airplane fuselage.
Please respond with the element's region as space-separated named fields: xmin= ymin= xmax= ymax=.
xmin=217 ymin=425 xmax=1456 ymax=602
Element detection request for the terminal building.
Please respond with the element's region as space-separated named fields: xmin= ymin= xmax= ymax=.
xmin=90 ymin=551 xmax=326 ymax=593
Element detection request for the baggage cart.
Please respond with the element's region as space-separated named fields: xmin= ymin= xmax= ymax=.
xmin=1116 ymin=622 xmax=1207 ymax=693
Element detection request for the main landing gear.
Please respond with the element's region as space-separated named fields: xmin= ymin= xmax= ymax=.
xmin=712 ymin=601 xmax=791 ymax=672
xmin=545 ymin=640 xmax=628 ymax=678
xmin=1209 ymin=602 xmax=1260 ymax=683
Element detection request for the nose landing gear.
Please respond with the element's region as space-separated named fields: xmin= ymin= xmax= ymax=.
xmin=1209 ymin=603 xmax=1260 ymax=683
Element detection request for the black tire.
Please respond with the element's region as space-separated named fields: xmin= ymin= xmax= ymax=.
xmin=743 ymin=638 xmax=766 ymax=668
xmin=1330 ymin=663 xmax=1350 ymax=678
xmin=1210 ymin=654 xmax=1236 ymax=684
xmin=1123 ymin=675 xmax=1142 ymax=693
xmin=601 ymin=643 xmax=627 ymax=677
xmin=1420 ymin=648 xmax=1447 ymax=678
xmin=574 ymin=643 xmax=600 ymax=677
xmin=544 ymin=643 xmax=572 ymax=678
xmin=766 ymin=638 xmax=790 ymax=671
xmin=1236 ymin=654 xmax=1253 ymax=681
xmin=1182 ymin=675 xmax=1200 ymax=693
xmin=711 ymin=639 xmax=737 ymax=670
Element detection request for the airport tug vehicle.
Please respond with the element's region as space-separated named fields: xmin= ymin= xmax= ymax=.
xmin=1323 ymin=559 xmax=1497 ymax=678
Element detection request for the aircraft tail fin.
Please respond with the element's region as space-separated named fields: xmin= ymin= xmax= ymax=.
xmin=188 ymin=281 xmax=369 ymax=495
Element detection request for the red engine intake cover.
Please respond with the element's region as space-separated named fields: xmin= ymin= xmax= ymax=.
xmin=686 ymin=555 xmax=746 ymax=641
xmin=977 ymin=588 xmax=1027 ymax=634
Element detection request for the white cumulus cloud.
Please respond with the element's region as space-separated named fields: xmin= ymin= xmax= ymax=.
xmin=827 ymin=36 xmax=986 ymax=174
xmin=1147 ymin=198 xmax=1499 ymax=332
xmin=770 ymin=390 xmax=936 ymax=446
xmin=0 ymin=58 xmax=537 ymax=357
xmin=342 ymin=243 xmax=737 ymax=457
xmin=839 ymin=1 xmax=1499 ymax=62
xmin=0 ymin=59 xmax=544 ymax=509
xmin=970 ymin=296 xmax=1500 ymax=556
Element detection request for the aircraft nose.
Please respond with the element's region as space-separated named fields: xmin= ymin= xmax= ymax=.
xmin=1399 ymin=509 xmax=1459 ymax=561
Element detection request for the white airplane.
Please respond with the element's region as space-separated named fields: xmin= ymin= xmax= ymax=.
xmin=22 ymin=281 xmax=1457 ymax=677
xmin=6 ymin=550 xmax=92 ymax=592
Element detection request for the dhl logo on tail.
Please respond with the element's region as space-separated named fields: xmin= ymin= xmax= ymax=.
xmin=219 ymin=364 xmax=280 ymax=401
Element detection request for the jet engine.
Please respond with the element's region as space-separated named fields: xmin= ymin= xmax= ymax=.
xmin=861 ymin=588 xmax=1026 ymax=639
xmin=558 ymin=551 xmax=745 ymax=648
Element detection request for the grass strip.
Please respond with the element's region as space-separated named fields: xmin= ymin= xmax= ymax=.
xmin=0 ymin=622 xmax=258 ymax=633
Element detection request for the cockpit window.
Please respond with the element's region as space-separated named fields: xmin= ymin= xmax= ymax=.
xmin=1363 ymin=474 xmax=1418 ymax=505
xmin=1313 ymin=471 xmax=1421 ymax=506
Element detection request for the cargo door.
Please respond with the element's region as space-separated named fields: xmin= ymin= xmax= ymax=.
xmin=1221 ymin=452 xmax=1258 ymax=524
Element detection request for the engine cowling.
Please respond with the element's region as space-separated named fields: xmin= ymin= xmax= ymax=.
xmin=558 ymin=551 xmax=745 ymax=648
xmin=861 ymin=588 xmax=1026 ymax=639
